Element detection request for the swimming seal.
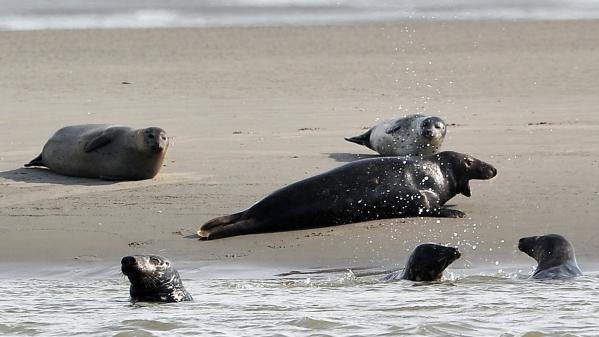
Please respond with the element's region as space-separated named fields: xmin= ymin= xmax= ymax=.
xmin=121 ymin=255 xmax=193 ymax=303
xmin=25 ymin=124 xmax=168 ymax=180
xmin=345 ymin=114 xmax=446 ymax=156
xmin=381 ymin=243 xmax=461 ymax=282
xmin=518 ymin=234 xmax=582 ymax=279
xmin=198 ymin=151 xmax=497 ymax=240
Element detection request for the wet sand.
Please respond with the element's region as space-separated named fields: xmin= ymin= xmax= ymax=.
xmin=1 ymin=20 xmax=598 ymax=274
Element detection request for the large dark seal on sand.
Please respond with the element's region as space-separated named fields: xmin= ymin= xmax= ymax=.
xmin=25 ymin=124 xmax=168 ymax=180
xmin=199 ymin=151 xmax=497 ymax=240
xmin=518 ymin=234 xmax=582 ymax=279
xmin=121 ymin=255 xmax=193 ymax=303
xmin=381 ymin=243 xmax=461 ymax=282
xmin=345 ymin=114 xmax=447 ymax=156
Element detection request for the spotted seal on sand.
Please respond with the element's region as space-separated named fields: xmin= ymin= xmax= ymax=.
xmin=381 ymin=243 xmax=461 ymax=281
xmin=518 ymin=234 xmax=582 ymax=279
xmin=121 ymin=255 xmax=193 ymax=302
xmin=345 ymin=114 xmax=446 ymax=156
xmin=198 ymin=151 xmax=497 ymax=240
xmin=25 ymin=124 xmax=168 ymax=180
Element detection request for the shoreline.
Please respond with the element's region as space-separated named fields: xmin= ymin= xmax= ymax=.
xmin=1 ymin=20 xmax=598 ymax=275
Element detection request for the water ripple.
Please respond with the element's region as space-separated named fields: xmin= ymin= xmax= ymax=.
xmin=1 ymin=270 xmax=598 ymax=336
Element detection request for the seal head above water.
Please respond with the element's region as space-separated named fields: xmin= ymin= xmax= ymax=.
xmin=345 ymin=114 xmax=447 ymax=156
xmin=198 ymin=151 xmax=497 ymax=240
xmin=382 ymin=243 xmax=461 ymax=282
xmin=518 ymin=234 xmax=582 ymax=279
xmin=25 ymin=124 xmax=168 ymax=180
xmin=121 ymin=255 xmax=193 ymax=302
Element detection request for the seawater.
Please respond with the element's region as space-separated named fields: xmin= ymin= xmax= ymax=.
xmin=2 ymin=0 xmax=599 ymax=31
xmin=2 ymin=265 xmax=599 ymax=336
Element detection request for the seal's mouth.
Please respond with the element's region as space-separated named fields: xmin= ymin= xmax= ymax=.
xmin=421 ymin=128 xmax=442 ymax=139
xmin=483 ymin=166 xmax=498 ymax=179
xmin=436 ymin=251 xmax=460 ymax=273
xmin=149 ymin=144 xmax=165 ymax=153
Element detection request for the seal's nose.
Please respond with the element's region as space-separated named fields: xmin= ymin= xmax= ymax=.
xmin=453 ymin=249 xmax=461 ymax=259
xmin=121 ymin=256 xmax=136 ymax=267
xmin=482 ymin=165 xmax=497 ymax=179
xmin=518 ymin=238 xmax=527 ymax=250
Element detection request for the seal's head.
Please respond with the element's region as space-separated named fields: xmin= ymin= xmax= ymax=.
xmin=420 ymin=116 xmax=447 ymax=141
xmin=518 ymin=234 xmax=577 ymax=270
xmin=402 ymin=243 xmax=461 ymax=281
xmin=140 ymin=127 xmax=169 ymax=154
xmin=121 ymin=255 xmax=192 ymax=303
xmin=437 ymin=151 xmax=497 ymax=197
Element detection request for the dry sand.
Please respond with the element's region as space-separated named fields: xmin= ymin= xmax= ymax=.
xmin=1 ymin=20 xmax=598 ymax=275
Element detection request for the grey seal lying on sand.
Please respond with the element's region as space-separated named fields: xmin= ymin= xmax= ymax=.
xmin=381 ymin=243 xmax=461 ymax=282
xmin=121 ymin=255 xmax=193 ymax=302
xmin=518 ymin=234 xmax=582 ymax=279
xmin=199 ymin=151 xmax=497 ymax=240
xmin=345 ymin=114 xmax=446 ymax=156
xmin=25 ymin=124 xmax=168 ymax=180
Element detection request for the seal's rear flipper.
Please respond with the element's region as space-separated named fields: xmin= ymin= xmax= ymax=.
xmin=344 ymin=129 xmax=372 ymax=147
xmin=198 ymin=219 xmax=260 ymax=240
xmin=201 ymin=211 xmax=245 ymax=231
xmin=24 ymin=154 xmax=45 ymax=167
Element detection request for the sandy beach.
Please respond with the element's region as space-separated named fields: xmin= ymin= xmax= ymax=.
xmin=1 ymin=20 xmax=598 ymax=274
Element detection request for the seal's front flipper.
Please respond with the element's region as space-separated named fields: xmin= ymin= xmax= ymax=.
xmin=345 ymin=128 xmax=372 ymax=148
xmin=436 ymin=208 xmax=466 ymax=218
xmin=84 ymin=128 xmax=120 ymax=152
xmin=385 ymin=120 xmax=403 ymax=134
xmin=24 ymin=153 xmax=45 ymax=167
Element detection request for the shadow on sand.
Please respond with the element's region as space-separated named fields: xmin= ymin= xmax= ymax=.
xmin=0 ymin=167 xmax=118 ymax=186
xmin=326 ymin=152 xmax=380 ymax=163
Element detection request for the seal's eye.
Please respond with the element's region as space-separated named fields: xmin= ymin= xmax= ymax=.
xmin=464 ymin=157 xmax=474 ymax=167
xmin=150 ymin=257 xmax=161 ymax=265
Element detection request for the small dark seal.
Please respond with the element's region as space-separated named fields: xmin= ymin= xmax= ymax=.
xmin=25 ymin=124 xmax=169 ymax=180
xmin=198 ymin=151 xmax=497 ymax=240
xmin=345 ymin=114 xmax=447 ymax=156
xmin=121 ymin=255 xmax=193 ymax=302
xmin=381 ymin=243 xmax=461 ymax=282
xmin=518 ymin=234 xmax=582 ymax=279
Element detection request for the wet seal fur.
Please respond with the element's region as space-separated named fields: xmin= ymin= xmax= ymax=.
xmin=518 ymin=234 xmax=582 ymax=279
xmin=199 ymin=151 xmax=497 ymax=240
xmin=25 ymin=124 xmax=168 ymax=180
xmin=121 ymin=255 xmax=193 ymax=303
xmin=381 ymin=243 xmax=461 ymax=282
xmin=345 ymin=114 xmax=447 ymax=156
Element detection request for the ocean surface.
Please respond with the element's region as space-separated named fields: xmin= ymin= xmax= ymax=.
xmin=2 ymin=0 xmax=599 ymax=31
xmin=2 ymin=263 xmax=599 ymax=336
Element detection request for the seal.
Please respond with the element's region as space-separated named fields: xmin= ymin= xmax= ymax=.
xmin=121 ymin=254 xmax=193 ymax=303
xmin=198 ymin=151 xmax=497 ymax=240
xmin=518 ymin=234 xmax=583 ymax=279
xmin=24 ymin=124 xmax=168 ymax=180
xmin=381 ymin=243 xmax=461 ymax=282
xmin=345 ymin=114 xmax=447 ymax=156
